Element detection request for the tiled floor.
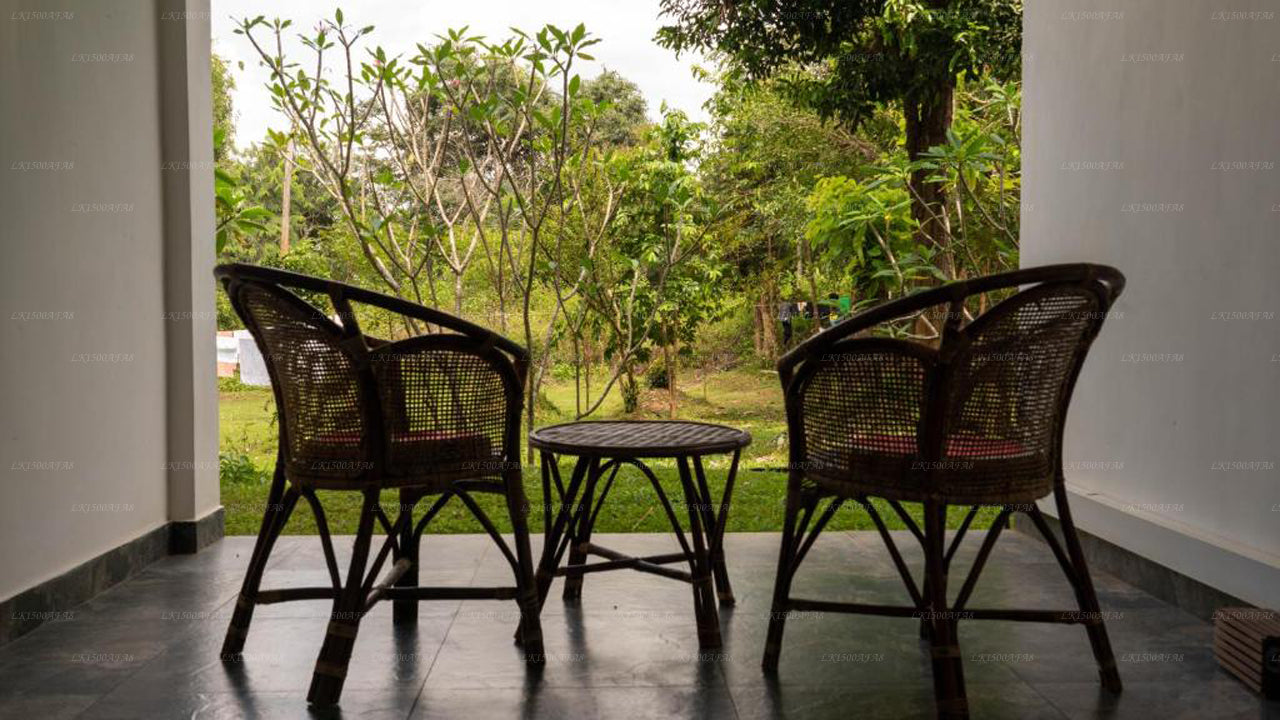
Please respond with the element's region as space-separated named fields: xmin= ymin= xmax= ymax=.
xmin=1 ymin=531 xmax=1275 ymax=719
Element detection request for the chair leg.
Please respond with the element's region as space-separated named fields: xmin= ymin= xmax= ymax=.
xmin=393 ymin=488 xmax=420 ymax=626
xmin=221 ymin=463 xmax=297 ymax=658
xmin=762 ymin=482 xmax=803 ymax=672
xmin=562 ymin=458 xmax=600 ymax=602
xmin=505 ymin=470 xmax=545 ymax=661
xmin=307 ymin=488 xmax=379 ymax=707
xmin=924 ymin=502 xmax=968 ymax=720
xmin=1053 ymin=486 xmax=1123 ymax=694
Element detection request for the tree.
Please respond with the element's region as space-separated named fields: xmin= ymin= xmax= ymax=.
xmin=211 ymin=53 xmax=237 ymax=161
xmin=657 ymin=0 xmax=1022 ymax=281
xmin=213 ymin=128 xmax=272 ymax=254
xmin=700 ymin=76 xmax=872 ymax=354
xmin=568 ymin=109 xmax=724 ymax=417
xmin=581 ymin=69 xmax=648 ymax=147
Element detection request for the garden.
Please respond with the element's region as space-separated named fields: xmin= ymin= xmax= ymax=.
xmin=215 ymin=2 xmax=1024 ymax=535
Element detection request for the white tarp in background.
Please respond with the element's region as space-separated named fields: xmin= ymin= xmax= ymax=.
xmin=216 ymin=334 xmax=239 ymax=366
xmin=218 ymin=330 xmax=271 ymax=386
xmin=235 ymin=330 xmax=270 ymax=386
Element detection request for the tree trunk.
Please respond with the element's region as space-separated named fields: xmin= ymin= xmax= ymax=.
xmin=804 ymin=237 xmax=823 ymax=337
xmin=280 ymin=138 xmax=293 ymax=254
xmin=904 ymin=84 xmax=956 ymax=281
xmin=752 ymin=302 xmax=764 ymax=357
xmin=904 ymin=83 xmax=956 ymax=339
xmin=761 ymin=285 xmax=778 ymax=361
xmin=583 ymin=332 xmax=592 ymax=410
xmin=668 ymin=336 xmax=677 ymax=419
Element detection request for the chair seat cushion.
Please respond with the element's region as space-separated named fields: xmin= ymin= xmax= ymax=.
xmin=805 ymin=432 xmax=1049 ymax=505
xmin=848 ymin=433 xmax=1030 ymax=459
xmin=313 ymin=429 xmax=488 ymax=449
xmin=301 ymin=429 xmax=495 ymax=481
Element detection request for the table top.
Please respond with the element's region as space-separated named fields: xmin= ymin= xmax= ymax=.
xmin=529 ymin=420 xmax=751 ymax=458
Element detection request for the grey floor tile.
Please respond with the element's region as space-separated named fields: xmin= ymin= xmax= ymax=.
xmin=79 ymin=689 xmax=411 ymax=720
xmin=0 ymin=532 xmax=1269 ymax=719
xmin=1032 ymin=679 xmax=1280 ymax=720
xmin=423 ymin=609 xmax=725 ymax=690
xmin=729 ymin=681 xmax=1069 ymax=720
xmin=411 ymin=686 xmax=739 ymax=720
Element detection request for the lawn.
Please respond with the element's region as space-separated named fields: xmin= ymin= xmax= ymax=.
xmin=219 ymin=369 xmax=1002 ymax=535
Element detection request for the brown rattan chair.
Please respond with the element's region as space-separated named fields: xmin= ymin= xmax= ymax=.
xmin=214 ymin=263 xmax=544 ymax=706
xmin=763 ymin=264 xmax=1125 ymax=719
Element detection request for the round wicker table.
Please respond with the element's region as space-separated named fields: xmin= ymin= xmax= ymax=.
xmin=529 ymin=420 xmax=751 ymax=649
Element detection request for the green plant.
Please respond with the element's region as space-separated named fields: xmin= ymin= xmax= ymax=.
xmin=550 ymin=361 xmax=577 ymax=383
xmin=220 ymin=449 xmax=267 ymax=485
xmin=646 ymin=361 xmax=670 ymax=389
xmin=218 ymin=375 xmax=254 ymax=393
xmin=658 ymin=0 xmax=1023 ymax=278
xmin=214 ymin=127 xmax=272 ymax=252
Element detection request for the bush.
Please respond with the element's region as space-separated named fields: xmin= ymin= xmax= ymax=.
xmin=218 ymin=374 xmax=255 ymax=393
xmin=646 ymin=361 xmax=670 ymax=389
xmin=220 ymin=450 xmax=266 ymax=485
xmin=550 ymin=361 xmax=577 ymax=383
xmin=691 ymin=302 xmax=756 ymax=369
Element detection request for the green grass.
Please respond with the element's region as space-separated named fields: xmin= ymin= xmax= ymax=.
xmin=219 ymin=368 xmax=1001 ymax=535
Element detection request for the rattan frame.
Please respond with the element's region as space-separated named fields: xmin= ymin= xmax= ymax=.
xmin=528 ymin=421 xmax=751 ymax=648
xmin=214 ymin=263 xmax=544 ymax=706
xmin=764 ymin=264 xmax=1126 ymax=719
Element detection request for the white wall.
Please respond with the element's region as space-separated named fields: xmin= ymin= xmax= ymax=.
xmin=1023 ymin=0 xmax=1280 ymax=605
xmin=0 ymin=0 xmax=218 ymax=601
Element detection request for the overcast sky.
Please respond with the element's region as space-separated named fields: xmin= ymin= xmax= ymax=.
xmin=211 ymin=0 xmax=714 ymax=151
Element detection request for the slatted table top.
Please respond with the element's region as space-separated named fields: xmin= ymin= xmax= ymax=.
xmin=529 ymin=420 xmax=752 ymax=458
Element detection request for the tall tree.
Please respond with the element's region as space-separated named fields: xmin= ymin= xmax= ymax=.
xmin=581 ymin=69 xmax=648 ymax=147
xmin=657 ymin=0 xmax=1021 ymax=280
xmin=211 ymin=53 xmax=237 ymax=161
xmin=701 ymin=76 xmax=872 ymax=353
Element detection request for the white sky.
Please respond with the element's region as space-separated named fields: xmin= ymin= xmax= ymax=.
xmin=211 ymin=0 xmax=714 ymax=151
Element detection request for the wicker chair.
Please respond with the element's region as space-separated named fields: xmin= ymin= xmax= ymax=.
xmin=763 ymin=264 xmax=1126 ymax=719
xmin=214 ymin=263 xmax=544 ymax=706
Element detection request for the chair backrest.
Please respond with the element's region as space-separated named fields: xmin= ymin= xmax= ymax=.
xmin=937 ymin=280 xmax=1107 ymax=485
xmin=216 ymin=264 xmax=526 ymax=486
xmin=780 ymin=264 xmax=1124 ymax=503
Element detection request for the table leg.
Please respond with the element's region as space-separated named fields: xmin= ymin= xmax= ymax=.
xmin=562 ymin=457 xmax=600 ymax=601
xmin=534 ymin=453 xmax=591 ymax=608
xmin=676 ymin=455 xmax=722 ymax=649
xmin=692 ymin=452 xmax=739 ymax=606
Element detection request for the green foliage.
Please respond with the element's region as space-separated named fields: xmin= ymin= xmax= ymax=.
xmin=219 ymin=449 xmax=267 ymax=485
xmin=805 ymin=175 xmax=938 ymax=299
xmin=658 ymin=0 xmax=1021 ymax=125
xmin=646 ymin=361 xmax=670 ymax=389
xmin=213 ymin=128 xmax=272 ymax=253
xmin=218 ymin=5 xmax=1022 ymax=402
xmin=217 ymin=374 xmax=253 ymax=393
xmin=581 ymin=69 xmax=649 ymax=147
xmin=211 ymin=53 xmax=237 ymax=160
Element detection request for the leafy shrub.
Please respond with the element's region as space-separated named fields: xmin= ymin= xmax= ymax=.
xmin=550 ymin=361 xmax=577 ymax=382
xmin=646 ymin=361 xmax=670 ymax=389
xmin=690 ymin=302 xmax=755 ymax=369
xmin=218 ymin=374 xmax=254 ymax=393
xmin=220 ymin=450 xmax=266 ymax=485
